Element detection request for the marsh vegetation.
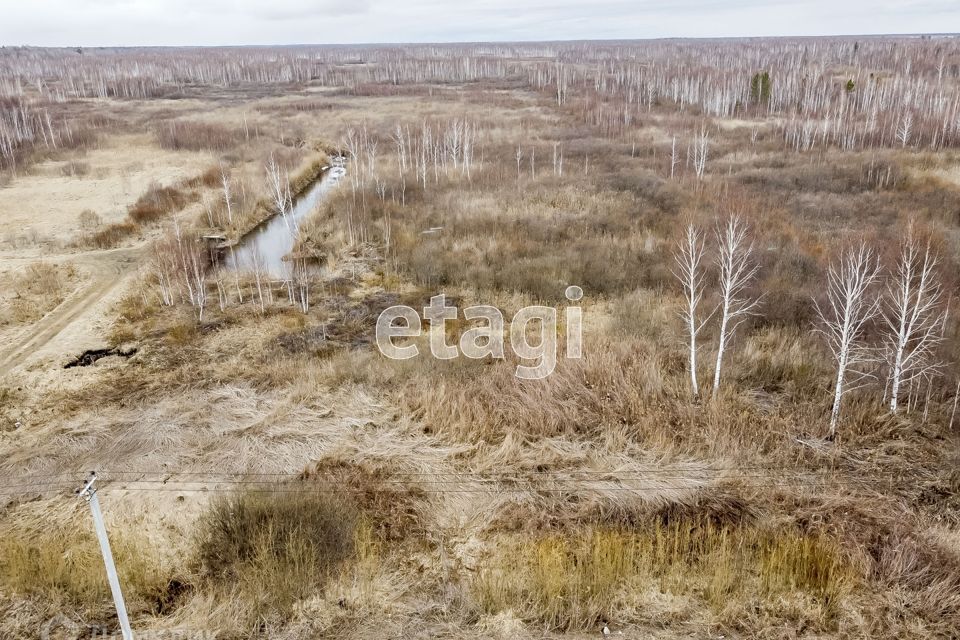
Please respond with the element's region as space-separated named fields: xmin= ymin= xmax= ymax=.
xmin=2 ymin=37 xmax=960 ymax=639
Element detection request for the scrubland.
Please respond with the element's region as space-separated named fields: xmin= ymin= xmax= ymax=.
xmin=2 ymin=38 xmax=960 ymax=639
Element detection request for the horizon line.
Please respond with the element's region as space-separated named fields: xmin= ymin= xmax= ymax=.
xmin=4 ymin=32 xmax=959 ymax=51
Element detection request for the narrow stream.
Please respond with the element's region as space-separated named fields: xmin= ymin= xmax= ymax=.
xmin=223 ymin=165 xmax=344 ymax=277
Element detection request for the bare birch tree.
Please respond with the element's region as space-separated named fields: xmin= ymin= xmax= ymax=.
xmin=186 ymin=245 xmax=207 ymax=321
xmin=220 ymin=164 xmax=234 ymax=225
xmin=293 ymin=257 xmax=310 ymax=313
xmin=881 ymin=225 xmax=945 ymax=413
xmin=670 ymin=135 xmax=680 ymax=179
xmin=152 ymin=243 xmax=175 ymax=307
xmin=172 ymin=218 xmax=208 ymax=321
xmin=814 ymin=242 xmax=882 ymax=437
xmin=692 ymin=125 xmax=709 ymax=180
xmin=151 ymin=221 xmax=208 ymax=319
xmin=712 ymin=215 xmax=761 ymax=392
xmin=673 ymin=223 xmax=711 ymax=398
xmin=266 ymin=153 xmax=291 ymax=225
xmin=896 ymin=112 xmax=913 ymax=148
xmin=229 ymin=246 xmax=243 ymax=304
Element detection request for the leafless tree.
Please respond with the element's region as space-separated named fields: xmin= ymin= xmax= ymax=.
xmin=248 ymin=248 xmax=266 ymax=314
xmin=950 ymin=380 xmax=960 ymax=430
xmin=392 ymin=123 xmax=409 ymax=174
xmin=814 ymin=242 xmax=882 ymax=437
xmin=712 ymin=215 xmax=761 ymax=392
xmin=555 ymin=60 xmax=567 ymax=106
xmin=673 ymin=223 xmax=711 ymax=398
xmin=375 ymin=176 xmax=387 ymax=202
xmin=669 ymin=135 xmax=680 ymax=179
xmin=293 ymin=257 xmax=310 ymax=313
xmin=151 ymin=220 xmax=208 ymax=320
xmin=692 ymin=125 xmax=709 ymax=180
xmin=896 ymin=112 xmax=914 ymax=148
xmin=461 ymin=122 xmax=474 ymax=181
xmin=881 ymin=225 xmax=946 ymax=413
xmin=172 ymin=218 xmax=207 ymax=321
xmin=229 ymin=246 xmax=243 ymax=304
xmin=220 ymin=163 xmax=234 ymax=225
xmin=152 ymin=243 xmax=175 ymax=307
xmin=5 ymin=39 xmax=960 ymax=165
xmin=188 ymin=252 xmax=207 ymax=320
xmin=266 ymin=153 xmax=291 ymax=225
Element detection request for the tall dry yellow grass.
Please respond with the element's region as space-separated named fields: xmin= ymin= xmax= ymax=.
xmin=472 ymin=519 xmax=855 ymax=631
xmin=0 ymin=518 xmax=173 ymax=615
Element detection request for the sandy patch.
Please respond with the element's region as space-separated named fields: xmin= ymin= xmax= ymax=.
xmin=0 ymin=134 xmax=212 ymax=245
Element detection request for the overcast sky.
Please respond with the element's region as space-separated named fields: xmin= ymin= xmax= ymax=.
xmin=1 ymin=0 xmax=957 ymax=47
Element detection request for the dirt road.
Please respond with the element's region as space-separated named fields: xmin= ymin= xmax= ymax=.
xmin=0 ymin=247 xmax=141 ymax=376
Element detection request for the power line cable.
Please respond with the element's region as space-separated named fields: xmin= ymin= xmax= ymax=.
xmin=0 ymin=476 xmax=926 ymax=499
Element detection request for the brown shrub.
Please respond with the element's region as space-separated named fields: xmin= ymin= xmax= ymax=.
xmin=300 ymin=461 xmax=426 ymax=541
xmin=127 ymin=182 xmax=194 ymax=223
xmin=195 ymin=487 xmax=358 ymax=619
xmin=155 ymin=120 xmax=245 ymax=152
xmin=87 ymin=221 xmax=137 ymax=248
xmin=186 ymin=165 xmax=224 ymax=189
xmin=256 ymin=98 xmax=343 ymax=114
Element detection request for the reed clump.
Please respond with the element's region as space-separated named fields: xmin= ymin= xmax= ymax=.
xmin=472 ymin=519 xmax=856 ymax=632
xmin=194 ymin=487 xmax=359 ymax=622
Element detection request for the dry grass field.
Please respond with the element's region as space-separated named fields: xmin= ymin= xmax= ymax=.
xmin=1 ymin=39 xmax=960 ymax=639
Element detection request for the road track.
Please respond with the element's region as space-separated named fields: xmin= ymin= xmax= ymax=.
xmin=0 ymin=247 xmax=141 ymax=375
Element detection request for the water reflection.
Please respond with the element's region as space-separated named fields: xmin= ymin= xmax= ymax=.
xmin=224 ymin=168 xmax=342 ymax=277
